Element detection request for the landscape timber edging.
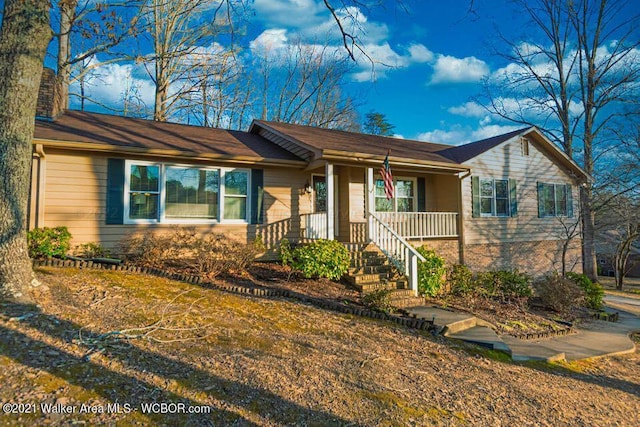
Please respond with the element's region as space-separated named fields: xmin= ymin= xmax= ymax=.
xmin=32 ymin=258 xmax=436 ymax=333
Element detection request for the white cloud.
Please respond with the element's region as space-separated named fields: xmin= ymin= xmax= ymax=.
xmin=430 ymin=55 xmax=489 ymax=85
xmin=69 ymin=58 xmax=155 ymax=110
xmin=447 ymin=101 xmax=487 ymax=118
xmin=416 ymin=123 xmax=521 ymax=145
xmin=249 ymin=28 xmax=289 ymax=52
xmin=408 ymin=44 xmax=434 ymax=63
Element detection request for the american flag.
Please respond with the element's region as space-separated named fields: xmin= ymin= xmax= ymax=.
xmin=380 ymin=150 xmax=394 ymax=200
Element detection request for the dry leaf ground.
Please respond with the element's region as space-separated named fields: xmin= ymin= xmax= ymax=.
xmin=0 ymin=267 xmax=638 ymax=426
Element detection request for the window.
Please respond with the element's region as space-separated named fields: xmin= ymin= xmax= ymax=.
xmin=479 ymin=178 xmax=510 ymax=216
xmin=128 ymin=164 xmax=159 ymax=220
xmin=538 ymin=183 xmax=572 ymax=217
xmin=374 ymin=178 xmax=415 ymax=213
xmin=124 ymin=161 xmax=249 ymax=223
xmin=224 ymin=170 xmax=248 ymax=220
xmin=472 ymin=177 xmax=517 ymax=218
xmin=165 ymin=167 xmax=218 ymax=219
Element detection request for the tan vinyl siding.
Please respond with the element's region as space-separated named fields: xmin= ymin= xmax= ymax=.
xmin=40 ymin=149 xmax=308 ymax=251
xmin=461 ymin=137 xmax=581 ymax=244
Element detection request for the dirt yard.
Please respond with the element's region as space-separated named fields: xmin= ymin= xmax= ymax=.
xmin=0 ymin=266 xmax=638 ymax=426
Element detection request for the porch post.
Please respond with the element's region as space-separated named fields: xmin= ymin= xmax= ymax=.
xmin=326 ymin=162 xmax=335 ymax=240
xmin=366 ymin=167 xmax=374 ymax=241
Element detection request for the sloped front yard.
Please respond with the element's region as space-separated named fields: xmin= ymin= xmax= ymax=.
xmin=0 ymin=267 xmax=639 ymax=426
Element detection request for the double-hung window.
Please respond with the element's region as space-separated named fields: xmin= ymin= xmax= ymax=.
xmin=374 ymin=178 xmax=416 ymax=212
xmin=480 ymin=178 xmax=510 ymax=217
xmin=538 ymin=183 xmax=573 ymax=217
xmin=472 ymin=177 xmax=517 ymax=218
xmin=124 ymin=160 xmax=249 ymax=223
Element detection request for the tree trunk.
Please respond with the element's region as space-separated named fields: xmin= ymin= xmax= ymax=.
xmin=580 ymin=185 xmax=598 ymax=281
xmin=56 ymin=0 xmax=76 ymax=113
xmin=0 ymin=0 xmax=51 ymax=302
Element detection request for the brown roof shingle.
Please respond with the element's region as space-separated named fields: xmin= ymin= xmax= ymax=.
xmin=34 ymin=111 xmax=305 ymax=162
xmin=252 ymin=120 xmax=459 ymax=165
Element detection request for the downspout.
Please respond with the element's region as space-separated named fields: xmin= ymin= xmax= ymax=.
xmin=33 ymin=144 xmax=46 ymax=229
xmin=456 ymin=170 xmax=471 ymax=265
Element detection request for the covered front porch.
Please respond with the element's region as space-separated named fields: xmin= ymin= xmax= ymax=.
xmin=297 ymin=162 xmax=466 ymax=296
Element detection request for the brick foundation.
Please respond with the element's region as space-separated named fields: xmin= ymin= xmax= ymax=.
xmin=410 ymin=239 xmax=461 ymax=266
xmin=463 ymin=239 xmax=583 ymax=276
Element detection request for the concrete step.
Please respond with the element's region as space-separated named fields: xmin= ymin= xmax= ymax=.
xmin=349 ymin=256 xmax=388 ymax=268
xmin=357 ymin=280 xmax=409 ymax=292
xmin=388 ymin=289 xmax=416 ymax=298
xmin=389 ymin=296 xmax=426 ymax=309
xmin=447 ymin=326 xmax=511 ymax=354
xmin=346 ymin=272 xmax=394 ymax=285
xmin=348 ymin=264 xmax=393 ymax=275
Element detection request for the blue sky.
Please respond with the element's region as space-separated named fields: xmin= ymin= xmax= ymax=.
xmin=33 ymin=0 xmax=636 ymax=145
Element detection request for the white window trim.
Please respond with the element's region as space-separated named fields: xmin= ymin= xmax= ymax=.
xmin=479 ymin=178 xmax=511 ymax=218
xmin=123 ymin=160 xmax=250 ymax=225
xmin=374 ymin=176 xmax=417 ymax=213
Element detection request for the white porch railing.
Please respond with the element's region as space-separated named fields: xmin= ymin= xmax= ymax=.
xmin=368 ymin=212 xmax=425 ymax=297
xmin=301 ymin=212 xmax=328 ymax=239
xmin=376 ymin=212 xmax=458 ymax=238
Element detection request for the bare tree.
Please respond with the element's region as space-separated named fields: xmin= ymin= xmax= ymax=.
xmin=54 ymin=0 xmax=141 ymax=112
xmin=251 ymin=39 xmax=361 ymax=130
xmin=0 ymin=0 xmax=51 ymax=302
xmin=139 ymin=0 xmax=249 ymax=122
xmin=597 ymin=195 xmax=640 ymax=289
xmin=483 ymin=0 xmax=640 ymax=280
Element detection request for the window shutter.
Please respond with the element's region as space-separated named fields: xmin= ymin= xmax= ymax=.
xmin=537 ymin=182 xmax=544 ymax=218
xmin=471 ymin=176 xmax=480 ymax=218
xmin=250 ymin=169 xmax=264 ymax=224
xmin=106 ymin=159 xmax=125 ymax=225
xmin=509 ymin=179 xmax=518 ymax=217
xmin=417 ymin=177 xmax=426 ymax=212
xmin=566 ymin=184 xmax=574 ymax=217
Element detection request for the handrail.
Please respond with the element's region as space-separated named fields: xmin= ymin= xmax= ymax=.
xmin=368 ymin=212 xmax=425 ymax=296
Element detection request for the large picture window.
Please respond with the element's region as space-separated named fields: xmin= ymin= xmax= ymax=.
xmin=124 ymin=161 xmax=249 ymax=223
xmin=538 ymin=183 xmax=572 ymax=217
xmin=375 ymin=178 xmax=415 ymax=213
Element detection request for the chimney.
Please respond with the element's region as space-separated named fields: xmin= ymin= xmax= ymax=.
xmin=36 ymin=67 xmax=63 ymax=120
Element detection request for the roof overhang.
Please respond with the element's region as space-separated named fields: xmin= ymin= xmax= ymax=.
xmin=33 ymin=138 xmax=308 ymax=168
xmin=320 ymin=149 xmax=469 ymax=173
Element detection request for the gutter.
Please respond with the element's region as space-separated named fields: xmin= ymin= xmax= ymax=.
xmin=32 ymin=138 xmax=308 ymax=168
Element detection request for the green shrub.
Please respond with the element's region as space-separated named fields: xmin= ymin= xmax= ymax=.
xmin=291 ymin=239 xmax=350 ymax=280
xmin=416 ymin=246 xmax=447 ymax=297
xmin=278 ymin=238 xmax=294 ymax=266
xmin=475 ymin=270 xmax=532 ymax=302
xmin=27 ymin=226 xmax=72 ymax=259
xmin=74 ymin=242 xmax=111 ymax=259
xmin=448 ymin=264 xmax=474 ymax=296
xmin=566 ymin=272 xmax=604 ymax=309
xmin=362 ymin=288 xmax=394 ymax=313
xmin=534 ymin=273 xmax=584 ymax=312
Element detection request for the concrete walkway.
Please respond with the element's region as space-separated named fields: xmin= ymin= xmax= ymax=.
xmin=407 ymin=301 xmax=640 ymax=362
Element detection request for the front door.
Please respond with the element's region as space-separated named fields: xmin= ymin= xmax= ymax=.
xmin=312 ymin=174 xmax=339 ymax=238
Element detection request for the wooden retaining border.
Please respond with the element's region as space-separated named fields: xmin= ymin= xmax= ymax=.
xmin=509 ymin=327 xmax=574 ymax=341
xmin=32 ymin=259 xmax=436 ymax=333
